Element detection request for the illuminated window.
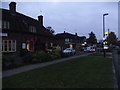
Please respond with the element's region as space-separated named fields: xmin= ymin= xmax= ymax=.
xmin=65 ymin=38 xmax=69 ymax=42
xmin=51 ymin=43 xmax=53 ymax=47
xmin=2 ymin=40 xmax=16 ymax=52
xmin=65 ymin=38 xmax=72 ymax=44
xmin=70 ymin=44 xmax=73 ymax=48
xmin=27 ymin=43 xmax=30 ymax=51
xmin=22 ymin=43 xmax=26 ymax=49
xmin=26 ymin=40 xmax=34 ymax=52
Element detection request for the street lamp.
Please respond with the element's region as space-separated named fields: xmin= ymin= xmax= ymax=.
xmin=103 ymin=13 xmax=109 ymax=38
xmin=103 ymin=13 xmax=109 ymax=57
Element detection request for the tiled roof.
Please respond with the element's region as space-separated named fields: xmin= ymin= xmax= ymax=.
xmin=1 ymin=8 xmax=53 ymax=37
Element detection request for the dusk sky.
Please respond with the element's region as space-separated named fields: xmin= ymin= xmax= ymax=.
xmin=1 ymin=1 xmax=118 ymax=40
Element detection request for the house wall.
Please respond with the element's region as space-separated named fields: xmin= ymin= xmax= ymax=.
xmin=1 ymin=2 xmax=56 ymax=53
xmin=118 ymin=1 xmax=120 ymax=40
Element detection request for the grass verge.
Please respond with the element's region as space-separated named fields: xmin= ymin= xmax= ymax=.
xmin=3 ymin=56 xmax=113 ymax=88
xmin=90 ymin=53 xmax=112 ymax=57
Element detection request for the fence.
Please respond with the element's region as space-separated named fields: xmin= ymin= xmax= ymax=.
xmin=112 ymin=49 xmax=120 ymax=89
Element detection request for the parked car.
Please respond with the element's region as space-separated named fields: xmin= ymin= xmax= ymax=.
xmin=84 ymin=46 xmax=96 ymax=52
xmin=47 ymin=47 xmax=56 ymax=54
xmin=63 ymin=48 xmax=76 ymax=54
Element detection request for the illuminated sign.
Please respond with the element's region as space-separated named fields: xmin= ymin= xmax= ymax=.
xmin=0 ymin=33 xmax=8 ymax=36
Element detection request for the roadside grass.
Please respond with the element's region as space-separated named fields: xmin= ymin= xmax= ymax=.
xmin=3 ymin=56 xmax=113 ymax=88
xmin=90 ymin=53 xmax=112 ymax=57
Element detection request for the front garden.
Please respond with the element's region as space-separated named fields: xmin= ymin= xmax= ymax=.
xmin=2 ymin=49 xmax=73 ymax=70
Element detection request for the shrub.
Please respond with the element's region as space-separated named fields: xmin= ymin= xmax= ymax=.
xmin=2 ymin=53 xmax=18 ymax=68
xmin=31 ymin=51 xmax=52 ymax=63
xmin=61 ymin=53 xmax=71 ymax=58
xmin=20 ymin=49 xmax=30 ymax=56
xmin=22 ymin=53 xmax=32 ymax=63
xmin=51 ymin=55 xmax=58 ymax=60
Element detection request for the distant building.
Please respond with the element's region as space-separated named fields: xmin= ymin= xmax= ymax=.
xmin=1 ymin=2 xmax=56 ymax=53
xmin=55 ymin=31 xmax=86 ymax=50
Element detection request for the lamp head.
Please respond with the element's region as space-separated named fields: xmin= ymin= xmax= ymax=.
xmin=103 ymin=13 xmax=109 ymax=16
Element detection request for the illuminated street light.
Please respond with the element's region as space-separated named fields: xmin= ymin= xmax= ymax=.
xmin=103 ymin=13 xmax=108 ymax=38
xmin=103 ymin=13 xmax=109 ymax=57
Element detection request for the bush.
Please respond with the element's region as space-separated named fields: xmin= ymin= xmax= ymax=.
xmin=20 ymin=49 xmax=30 ymax=56
xmin=31 ymin=51 xmax=52 ymax=63
xmin=2 ymin=53 xmax=18 ymax=68
xmin=44 ymin=53 xmax=52 ymax=61
xmin=22 ymin=53 xmax=32 ymax=63
xmin=31 ymin=51 xmax=63 ymax=63
xmin=50 ymin=52 xmax=61 ymax=60
xmin=61 ymin=53 xmax=71 ymax=58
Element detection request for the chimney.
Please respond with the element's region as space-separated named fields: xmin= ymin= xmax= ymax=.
xmin=64 ymin=31 xmax=65 ymax=33
xmin=9 ymin=2 xmax=16 ymax=13
xmin=38 ymin=15 xmax=43 ymax=26
xmin=75 ymin=33 xmax=77 ymax=36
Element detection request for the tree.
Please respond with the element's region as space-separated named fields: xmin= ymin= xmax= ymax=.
xmin=46 ymin=26 xmax=55 ymax=34
xmin=106 ymin=32 xmax=117 ymax=45
xmin=87 ymin=32 xmax=97 ymax=45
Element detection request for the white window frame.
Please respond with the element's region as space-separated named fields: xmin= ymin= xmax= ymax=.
xmin=2 ymin=40 xmax=16 ymax=52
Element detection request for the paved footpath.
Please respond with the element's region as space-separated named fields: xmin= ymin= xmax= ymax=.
xmin=2 ymin=53 xmax=91 ymax=78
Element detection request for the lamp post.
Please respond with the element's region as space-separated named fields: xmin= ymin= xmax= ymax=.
xmin=103 ymin=13 xmax=109 ymax=57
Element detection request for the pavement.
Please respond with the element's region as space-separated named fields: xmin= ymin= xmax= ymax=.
xmin=2 ymin=53 xmax=91 ymax=78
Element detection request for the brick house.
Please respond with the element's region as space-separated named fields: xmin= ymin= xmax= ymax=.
xmin=1 ymin=2 xmax=56 ymax=53
xmin=55 ymin=31 xmax=86 ymax=50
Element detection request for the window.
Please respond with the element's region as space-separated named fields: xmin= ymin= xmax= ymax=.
xmin=22 ymin=43 xmax=26 ymax=49
xmin=65 ymin=38 xmax=72 ymax=44
xmin=65 ymin=38 xmax=69 ymax=42
xmin=2 ymin=40 xmax=16 ymax=52
xmin=2 ymin=20 xmax=10 ymax=29
xmin=29 ymin=26 xmax=36 ymax=33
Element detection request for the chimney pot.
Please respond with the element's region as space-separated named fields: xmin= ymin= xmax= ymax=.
xmin=75 ymin=33 xmax=77 ymax=36
xmin=38 ymin=15 xmax=43 ymax=26
xmin=9 ymin=2 xmax=16 ymax=12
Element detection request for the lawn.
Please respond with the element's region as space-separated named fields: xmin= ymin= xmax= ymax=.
xmin=2 ymin=56 xmax=114 ymax=88
xmin=90 ymin=53 xmax=112 ymax=57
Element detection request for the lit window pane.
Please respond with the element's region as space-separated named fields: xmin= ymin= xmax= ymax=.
xmin=22 ymin=43 xmax=26 ymax=49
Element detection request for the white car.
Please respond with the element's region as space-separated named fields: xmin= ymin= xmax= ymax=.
xmin=84 ymin=46 xmax=96 ymax=52
xmin=63 ymin=48 xmax=76 ymax=54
